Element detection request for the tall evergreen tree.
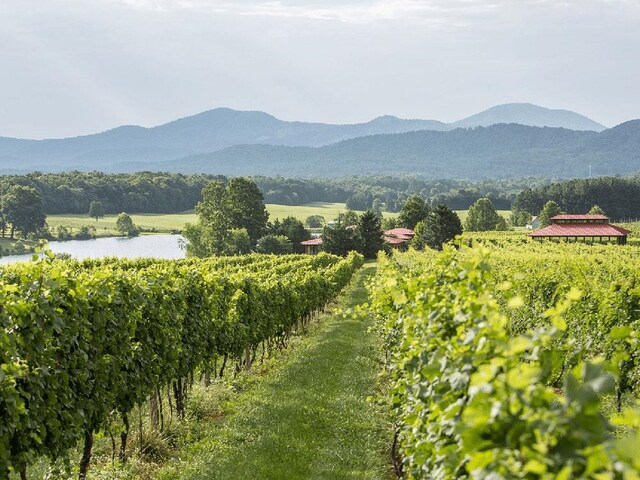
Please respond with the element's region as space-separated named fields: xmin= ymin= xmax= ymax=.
xmin=322 ymin=222 xmax=358 ymax=256
xmin=422 ymin=204 xmax=463 ymax=250
xmin=356 ymin=209 xmax=385 ymax=259
xmin=398 ymin=195 xmax=431 ymax=230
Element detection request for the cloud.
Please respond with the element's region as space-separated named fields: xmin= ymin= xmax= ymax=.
xmin=108 ymin=0 xmax=507 ymax=26
xmin=107 ymin=0 xmax=639 ymax=28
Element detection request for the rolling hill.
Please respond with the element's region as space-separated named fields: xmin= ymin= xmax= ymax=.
xmin=451 ymin=103 xmax=606 ymax=131
xmin=0 ymin=108 xmax=448 ymax=170
xmin=155 ymin=121 xmax=640 ymax=179
xmin=0 ymin=104 xmax=609 ymax=173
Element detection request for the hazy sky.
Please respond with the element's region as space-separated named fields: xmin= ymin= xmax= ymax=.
xmin=1 ymin=0 xmax=639 ymax=138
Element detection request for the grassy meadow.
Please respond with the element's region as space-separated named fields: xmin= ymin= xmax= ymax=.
xmin=46 ymin=203 xmax=393 ymax=235
xmin=46 ymin=203 xmax=510 ymax=236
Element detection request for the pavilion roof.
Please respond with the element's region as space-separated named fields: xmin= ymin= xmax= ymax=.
xmin=301 ymin=238 xmax=323 ymax=246
xmin=530 ymin=223 xmax=630 ymax=237
xmin=384 ymin=228 xmax=415 ymax=239
xmin=551 ymin=214 xmax=609 ymax=221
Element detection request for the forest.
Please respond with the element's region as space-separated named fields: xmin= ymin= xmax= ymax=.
xmin=3 ymin=172 xmax=640 ymax=221
xmin=513 ymin=175 xmax=640 ymax=220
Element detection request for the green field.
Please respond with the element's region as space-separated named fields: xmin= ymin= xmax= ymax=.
xmin=46 ymin=204 xmax=508 ymax=236
xmin=46 ymin=203 xmax=395 ymax=235
xmin=0 ymin=236 xmax=37 ymax=256
xmin=46 ymin=212 xmax=198 ymax=236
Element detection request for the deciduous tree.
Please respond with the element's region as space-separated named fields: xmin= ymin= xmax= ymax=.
xmin=115 ymin=212 xmax=139 ymax=237
xmin=225 ymin=177 xmax=269 ymax=244
xmin=2 ymin=185 xmax=46 ymax=238
xmin=184 ymin=180 xmax=230 ymax=256
xmin=464 ymin=198 xmax=507 ymax=231
xmin=305 ymin=215 xmax=325 ymax=228
xmin=322 ymin=222 xmax=358 ymax=256
xmin=538 ymin=200 xmax=562 ymax=227
xmin=256 ymin=234 xmax=293 ymax=254
xmin=269 ymin=217 xmax=310 ymax=253
xmin=88 ymin=201 xmax=105 ymax=221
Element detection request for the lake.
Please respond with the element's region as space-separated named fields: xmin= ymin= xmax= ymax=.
xmin=0 ymin=234 xmax=186 ymax=264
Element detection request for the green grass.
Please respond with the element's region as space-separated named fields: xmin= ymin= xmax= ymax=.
xmin=157 ymin=264 xmax=390 ymax=480
xmin=46 ymin=212 xmax=197 ymax=236
xmin=47 ymin=203 xmax=398 ymax=235
xmin=17 ymin=265 xmax=390 ymax=479
xmin=45 ymin=205 xmax=507 ymax=237
xmin=266 ymin=202 xmax=354 ymax=221
xmin=0 ymin=237 xmax=37 ymax=256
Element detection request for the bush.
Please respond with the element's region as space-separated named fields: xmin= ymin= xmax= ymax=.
xmin=256 ymin=234 xmax=292 ymax=254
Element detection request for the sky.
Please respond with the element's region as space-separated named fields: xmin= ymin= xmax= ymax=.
xmin=1 ymin=0 xmax=639 ymax=139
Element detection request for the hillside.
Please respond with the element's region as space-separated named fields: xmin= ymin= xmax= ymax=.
xmin=157 ymin=122 xmax=639 ymax=179
xmin=0 ymin=104 xmax=609 ymax=172
xmin=451 ymin=103 xmax=606 ymax=131
xmin=0 ymin=108 xmax=448 ymax=170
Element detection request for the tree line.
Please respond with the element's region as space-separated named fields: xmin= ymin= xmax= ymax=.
xmin=255 ymin=175 xmax=538 ymax=211
xmin=0 ymin=171 xmax=220 ymax=215
xmin=0 ymin=171 xmax=542 ymax=216
xmin=512 ymin=175 xmax=640 ymax=221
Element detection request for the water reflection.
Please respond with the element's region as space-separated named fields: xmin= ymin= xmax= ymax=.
xmin=0 ymin=234 xmax=186 ymax=264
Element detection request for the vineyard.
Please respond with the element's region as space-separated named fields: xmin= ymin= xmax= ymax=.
xmin=0 ymin=252 xmax=363 ymax=478
xmin=369 ymin=239 xmax=640 ymax=478
xmin=4 ymin=234 xmax=640 ymax=479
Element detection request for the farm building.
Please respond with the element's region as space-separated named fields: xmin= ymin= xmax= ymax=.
xmin=301 ymin=237 xmax=323 ymax=255
xmin=530 ymin=214 xmax=630 ymax=245
xmin=384 ymin=228 xmax=415 ymax=251
xmin=526 ymin=216 xmax=540 ymax=230
xmin=301 ymin=227 xmax=416 ymax=254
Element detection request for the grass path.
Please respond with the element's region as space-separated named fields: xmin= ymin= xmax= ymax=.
xmin=158 ymin=264 xmax=390 ymax=480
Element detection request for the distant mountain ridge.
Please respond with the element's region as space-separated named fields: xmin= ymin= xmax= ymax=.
xmin=450 ymin=103 xmax=606 ymax=132
xmin=0 ymin=103 xmax=608 ymax=172
xmin=150 ymin=121 xmax=639 ymax=179
xmin=0 ymin=104 xmax=635 ymax=179
xmin=0 ymin=108 xmax=449 ymax=169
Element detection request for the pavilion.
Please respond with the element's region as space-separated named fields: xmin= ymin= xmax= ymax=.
xmin=530 ymin=214 xmax=630 ymax=245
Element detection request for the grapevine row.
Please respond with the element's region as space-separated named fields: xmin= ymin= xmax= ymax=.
xmin=369 ymin=245 xmax=639 ymax=478
xmin=0 ymin=252 xmax=363 ymax=477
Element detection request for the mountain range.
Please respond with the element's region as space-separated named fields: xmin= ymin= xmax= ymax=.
xmin=0 ymin=103 xmax=636 ymax=179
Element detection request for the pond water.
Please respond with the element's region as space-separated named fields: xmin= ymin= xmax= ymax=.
xmin=0 ymin=234 xmax=186 ymax=264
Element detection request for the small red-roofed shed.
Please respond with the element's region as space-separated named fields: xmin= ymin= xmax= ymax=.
xmin=530 ymin=214 xmax=630 ymax=245
xmin=301 ymin=237 xmax=323 ymax=255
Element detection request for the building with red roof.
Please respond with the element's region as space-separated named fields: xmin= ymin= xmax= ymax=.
xmin=384 ymin=228 xmax=415 ymax=250
xmin=530 ymin=214 xmax=630 ymax=245
xmin=301 ymin=227 xmax=417 ymax=254
xmin=301 ymin=237 xmax=323 ymax=255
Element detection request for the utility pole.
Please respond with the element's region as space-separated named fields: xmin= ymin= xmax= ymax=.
xmin=589 ymin=165 xmax=592 ymax=178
